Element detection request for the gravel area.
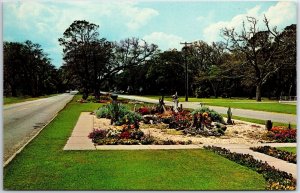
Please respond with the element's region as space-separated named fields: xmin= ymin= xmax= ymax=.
xmin=93 ymin=116 xmax=271 ymax=145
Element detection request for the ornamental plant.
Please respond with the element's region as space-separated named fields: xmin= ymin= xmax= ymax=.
xmin=88 ymin=129 xmax=108 ymax=143
xmin=95 ymin=104 xmax=142 ymax=125
xmin=192 ymin=106 xmax=225 ymax=123
xmin=169 ymin=110 xmax=192 ymax=129
xmin=137 ymin=106 xmax=150 ymax=115
xmin=268 ymin=126 xmax=296 ymax=143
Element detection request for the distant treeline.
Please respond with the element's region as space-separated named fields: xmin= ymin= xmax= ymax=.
xmin=4 ymin=17 xmax=296 ymax=101
xmin=4 ymin=41 xmax=65 ymax=97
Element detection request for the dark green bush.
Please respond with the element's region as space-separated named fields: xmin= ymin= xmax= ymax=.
xmin=192 ymin=107 xmax=225 ymax=123
xmin=95 ymin=103 xmax=142 ymax=125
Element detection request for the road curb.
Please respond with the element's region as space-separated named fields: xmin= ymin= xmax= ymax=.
xmin=3 ymin=97 xmax=73 ymax=167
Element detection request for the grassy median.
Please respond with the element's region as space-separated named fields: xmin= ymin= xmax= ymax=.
xmin=4 ymin=95 xmax=266 ymax=190
xmin=276 ymin=147 xmax=297 ymax=154
xmin=144 ymin=96 xmax=296 ymax=114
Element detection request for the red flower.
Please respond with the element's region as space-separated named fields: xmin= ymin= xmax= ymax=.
xmin=120 ymin=131 xmax=131 ymax=139
xmin=138 ymin=107 xmax=150 ymax=115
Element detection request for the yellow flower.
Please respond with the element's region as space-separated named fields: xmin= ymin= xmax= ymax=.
xmin=203 ymin=112 xmax=208 ymax=117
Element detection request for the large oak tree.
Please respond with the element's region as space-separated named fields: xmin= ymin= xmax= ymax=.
xmin=222 ymin=16 xmax=286 ymax=101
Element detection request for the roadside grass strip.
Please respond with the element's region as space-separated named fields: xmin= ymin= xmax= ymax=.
xmin=4 ymin=94 xmax=60 ymax=105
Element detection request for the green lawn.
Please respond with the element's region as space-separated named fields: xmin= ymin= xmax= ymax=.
xmin=4 ymin=94 xmax=60 ymax=105
xmin=143 ymin=96 xmax=296 ymax=114
xmin=276 ymin=147 xmax=297 ymax=154
xmin=4 ymin=95 xmax=266 ymax=190
xmin=221 ymin=114 xmax=296 ymax=128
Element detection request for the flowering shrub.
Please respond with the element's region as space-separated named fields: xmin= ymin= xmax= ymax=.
xmin=204 ymin=145 xmax=296 ymax=190
xmin=88 ymin=129 xmax=108 ymax=143
xmin=137 ymin=106 xmax=150 ymax=115
xmin=250 ymin=146 xmax=296 ymax=164
xmin=153 ymin=139 xmax=192 ymax=145
xmin=169 ymin=110 xmax=192 ymax=129
xmin=268 ymin=126 xmax=296 ymax=143
xmin=88 ymin=122 xmax=193 ymax=145
xmin=119 ymin=131 xmax=131 ymax=139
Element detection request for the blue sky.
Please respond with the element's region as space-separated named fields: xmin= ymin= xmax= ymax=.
xmin=3 ymin=0 xmax=297 ymax=67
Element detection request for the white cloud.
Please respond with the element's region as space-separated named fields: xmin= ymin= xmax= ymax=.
xmin=117 ymin=1 xmax=159 ymax=30
xmin=143 ymin=32 xmax=184 ymax=51
xmin=203 ymin=2 xmax=296 ymax=43
xmin=264 ymin=1 xmax=296 ymax=26
xmin=4 ymin=0 xmax=160 ymax=66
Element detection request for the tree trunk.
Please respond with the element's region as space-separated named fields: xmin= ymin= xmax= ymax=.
xmin=82 ymin=88 xmax=89 ymax=100
xmin=256 ymin=84 xmax=262 ymax=102
xmin=94 ymin=88 xmax=100 ymax=100
xmin=11 ymin=84 xmax=17 ymax=97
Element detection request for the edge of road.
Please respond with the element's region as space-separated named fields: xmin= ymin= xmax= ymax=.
xmin=3 ymin=93 xmax=70 ymax=110
xmin=3 ymin=95 xmax=74 ymax=167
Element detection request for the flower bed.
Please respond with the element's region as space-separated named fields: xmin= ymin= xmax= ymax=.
xmin=250 ymin=146 xmax=296 ymax=164
xmin=266 ymin=126 xmax=296 ymax=143
xmin=204 ymin=145 xmax=296 ymax=190
xmin=137 ymin=106 xmax=227 ymax=137
xmin=88 ymin=124 xmax=192 ymax=145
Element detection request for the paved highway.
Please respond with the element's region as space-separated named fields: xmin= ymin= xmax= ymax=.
xmin=3 ymin=93 xmax=74 ymax=163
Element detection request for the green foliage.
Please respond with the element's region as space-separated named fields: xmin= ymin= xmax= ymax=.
xmin=276 ymin=147 xmax=296 ymax=154
xmin=120 ymin=111 xmax=142 ymax=125
xmin=95 ymin=103 xmax=142 ymax=125
xmin=204 ymin=146 xmax=296 ymax=190
xmin=192 ymin=106 xmax=225 ymax=123
xmin=95 ymin=106 xmax=110 ymax=118
xmin=4 ymin=41 xmax=61 ymax=97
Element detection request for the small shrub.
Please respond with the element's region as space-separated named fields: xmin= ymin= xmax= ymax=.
xmin=140 ymin=134 xmax=155 ymax=145
xmin=119 ymin=111 xmax=142 ymax=125
xmin=192 ymin=107 xmax=225 ymax=123
xmin=95 ymin=106 xmax=110 ymax=118
xmin=88 ymin=129 xmax=108 ymax=143
xmin=95 ymin=104 xmax=142 ymax=125
xmin=168 ymin=111 xmax=192 ymax=130
xmin=137 ymin=106 xmax=150 ymax=115
xmin=119 ymin=131 xmax=131 ymax=139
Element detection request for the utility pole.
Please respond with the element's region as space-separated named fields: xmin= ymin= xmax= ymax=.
xmin=180 ymin=42 xmax=192 ymax=102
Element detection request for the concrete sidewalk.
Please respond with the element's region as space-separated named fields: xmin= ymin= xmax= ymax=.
xmin=216 ymin=143 xmax=297 ymax=179
xmin=113 ymin=94 xmax=297 ymax=124
xmin=63 ymin=112 xmax=96 ymax=150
